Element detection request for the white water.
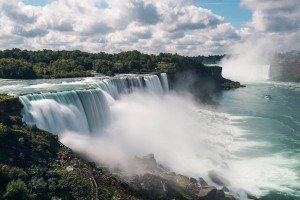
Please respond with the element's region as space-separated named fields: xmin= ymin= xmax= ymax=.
xmin=221 ymin=55 xmax=270 ymax=82
xmin=19 ymin=74 xmax=167 ymax=135
xmin=144 ymin=75 xmax=164 ymax=94
xmin=20 ymin=89 xmax=111 ymax=134
xmin=160 ymin=73 xmax=170 ymax=92
xmin=220 ymin=39 xmax=274 ymax=83
xmin=17 ymin=73 xmax=299 ymax=199
xmin=95 ymin=76 xmax=144 ymax=99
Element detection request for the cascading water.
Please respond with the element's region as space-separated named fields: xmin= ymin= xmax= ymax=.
xmin=159 ymin=73 xmax=169 ymax=92
xmin=19 ymin=89 xmax=111 ymax=134
xmin=20 ymin=74 xmax=168 ymax=136
xmin=144 ymin=75 xmax=164 ymax=94
xmin=94 ymin=76 xmax=144 ymax=99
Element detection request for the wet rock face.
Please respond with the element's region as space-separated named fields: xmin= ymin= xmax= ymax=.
xmin=167 ymin=66 xmax=244 ymax=91
xmin=220 ymin=80 xmax=245 ymax=90
xmin=199 ymin=177 xmax=208 ymax=187
xmin=198 ymin=186 xmax=227 ymax=200
xmin=120 ymin=154 xmax=236 ymax=200
xmin=167 ymin=67 xmax=245 ymax=103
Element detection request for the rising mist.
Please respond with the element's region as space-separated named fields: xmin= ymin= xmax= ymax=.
xmin=220 ymin=38 xmax=275 ymax=82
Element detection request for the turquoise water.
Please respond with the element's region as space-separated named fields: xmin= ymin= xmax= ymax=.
xmin=1 ymin=77 xmax=299 ymax=199
xmin=217 ymin=82 xmax=300 ymax=199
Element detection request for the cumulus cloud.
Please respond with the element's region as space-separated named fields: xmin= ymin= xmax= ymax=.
xmin=13 ymin=26 xmax=48 ymax=37
xmin=238 ymin=0 xmax=300 ymax=53
xmin=0 ymin=0 xmax=298 ymax=55
xmin=242 ymin=0 xmax=300 ymax=33
xmin=1 ymin=2 xmax=37 ymax=24
xmin=0 ymin=0 xmax=240 ymax=55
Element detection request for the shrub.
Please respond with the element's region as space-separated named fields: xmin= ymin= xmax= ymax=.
xmin=3 ymin=179 xmax=29 ymax=200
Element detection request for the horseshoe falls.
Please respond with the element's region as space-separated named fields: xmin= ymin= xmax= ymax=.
xmin=0 ymin=73 xmax=299 ymax=199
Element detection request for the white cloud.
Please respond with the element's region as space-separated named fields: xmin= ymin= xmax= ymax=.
xmin=0 ymin=0 xmax=240 ymax=55
xmin=1 ymin=0 xmax=299 ymax=55
xmin=239 ymin=0 xmax=300 ymax=53
xmin=242 ymin=0 xmax=300 ymax=33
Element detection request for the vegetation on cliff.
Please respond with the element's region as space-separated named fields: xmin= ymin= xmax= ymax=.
xmin=0 ymin=94 xmax=139 ymax=200
xmin=0 ymin=94 xmax=238 ymax=200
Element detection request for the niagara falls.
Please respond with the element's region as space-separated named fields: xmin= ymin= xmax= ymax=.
xmin=0 ymin=1 xmax=299 ymax=200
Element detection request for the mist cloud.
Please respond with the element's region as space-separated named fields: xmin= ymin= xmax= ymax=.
xmin=59 ymin=90 xmax=298 ymax=197
xmin=219 ymin=0 xmax=300 ymax=82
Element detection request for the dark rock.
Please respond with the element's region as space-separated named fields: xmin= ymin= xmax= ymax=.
xmin=221 ymin=80 xmax=245 ymax=90
xmin=216 ymin=189 xmax=226 ymax=198
xmin=197 ymin=186 xmax=232 ymax=200
xmin=130 ymin=173 xmax=193 ymax=199
xmin=167 ymin=66 xmax=244 ymax=103
xmin=199 ymin=177 xmax=208 ymax=187
xmin=190 ymin=177 xmax=198 ymax=184
xmin=225 ymin=195 xmax=236 ymax=200
xmin=222 ymin=186 xmax=229 ymax=192
xmin=173 ymin=174 xmax=191 ymax=188
xmin=198 ymin=186 xmax=217 ymax=200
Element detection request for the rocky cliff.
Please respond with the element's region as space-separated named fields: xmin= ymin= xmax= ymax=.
xmin=167 ymin=66 xmax=244 ymax=102
xmin=0 ymin=94 xmax=239 ymax=200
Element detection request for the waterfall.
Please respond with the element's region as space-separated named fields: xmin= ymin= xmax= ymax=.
xmin=160 ymin=73 xmax=169 ymax=92
xmin=220 ymin=53 xmax=271 ymax=82
xmin=144 ymin=75 xmax=164 ymax=94
xmin=94 ymin=76 xmax=144 ymax=99
xmin=19 ymin=89 xmax=111 ymax=135
xmin=19 ymin=73 xmax=169 ymax=136
xmin=93 ymin=74 xmax=168 ymax=97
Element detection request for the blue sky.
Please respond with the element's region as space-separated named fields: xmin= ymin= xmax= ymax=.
xmin=23 ymin=0 xmax=47 ymax=6
xmin=23 ymin=0 xmax=252 ymax=28
xmin=197 ymin=0 xmax=251 ymax=28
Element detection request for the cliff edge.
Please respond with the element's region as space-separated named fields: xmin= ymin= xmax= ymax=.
xmin=167 ymin=66 xmax=245 ymax=102
xmin=0 ymin=94 xmax=239 ymax=200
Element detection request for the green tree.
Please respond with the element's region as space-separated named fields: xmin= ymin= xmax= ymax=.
xmin=0 ymin=58 xmax=37 ymax=79
xmin=29 ymin=177 xmax=48 ymax=199
xmin=3 ymin=179 xmax=29 ymax=200
xmin=93 ymin=59 xmax=114 ymax=75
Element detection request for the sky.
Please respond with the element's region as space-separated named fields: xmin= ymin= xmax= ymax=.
xmin=0 ymin=0 xmax=299 ymax=55
xmin=197 ymin=0 xmax=251 ymax=28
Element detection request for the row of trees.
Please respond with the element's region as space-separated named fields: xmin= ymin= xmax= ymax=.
xmin=0 ymin=49 xmax=219 ymax=79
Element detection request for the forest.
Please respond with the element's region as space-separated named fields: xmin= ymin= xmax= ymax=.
xmin=0 ymin=49 xmax=222 ymax=79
